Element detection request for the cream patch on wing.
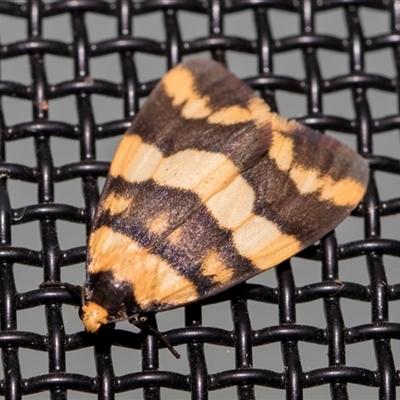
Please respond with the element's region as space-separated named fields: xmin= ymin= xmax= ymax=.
xmin=87 ymin=226 xmax=198 ymax=310
xmin=107 ymin=131 xmax=301 ymax=274
xmin=152 ymin=149 xmax=238 ymax=202
xmin=289 ymin=166 xmax=320 ymax=194
xmin=205 ymin=173 xmax=301 ymax=271
xmin=109 ymin=134 xmax=240 ymax=203
xmin=206 ymin=174 xmax=255 ymax=230
xmin=232 ymin=215 xmax=301 ymax=270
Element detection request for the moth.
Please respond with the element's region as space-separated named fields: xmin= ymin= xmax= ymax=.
xmin=80 ymin=58 xmax=369 ymax=355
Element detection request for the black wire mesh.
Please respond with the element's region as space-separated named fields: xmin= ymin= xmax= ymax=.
xmin=0 ymin=0 xmax=399 ymax=399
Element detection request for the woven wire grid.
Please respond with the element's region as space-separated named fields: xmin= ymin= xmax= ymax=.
xmin=0 ymin=0 xmax=399 ymax=399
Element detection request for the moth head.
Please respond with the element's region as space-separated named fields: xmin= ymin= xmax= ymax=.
xmin=81 ymin=302 xmax=109 ymax=333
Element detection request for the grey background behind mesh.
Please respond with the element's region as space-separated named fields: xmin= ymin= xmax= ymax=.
xmin=0 ymin=2 xmax=399 ymax=400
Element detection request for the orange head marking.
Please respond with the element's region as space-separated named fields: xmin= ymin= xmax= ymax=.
xmin=82 ymin=302 xmax=109 ymax=333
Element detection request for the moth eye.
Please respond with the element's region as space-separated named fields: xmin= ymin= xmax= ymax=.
xmin=139 ymin=316 xmax=147 ymax=323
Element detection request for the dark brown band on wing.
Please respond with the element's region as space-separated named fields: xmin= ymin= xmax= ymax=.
xmin=182 ymin=57 xmax=254 ymax=110
xmin=92 ymin=177 xmax=204 ymax=248
xmin=151 ymin=204 xmax=256 ymax=298
xmin=281 ymin=124 xmax=368 ymax=184
xmin=129 ymin=87 xmax=270 ymax=172
xmin=89 ymin=177 xmax=259 ymax=303
xmin=242 ymin=156 xmax=352 ymax=245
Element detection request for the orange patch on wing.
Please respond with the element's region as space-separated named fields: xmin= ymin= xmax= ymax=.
xmin=87 ymin=226 xmax=198 ymax=310
xmin=162 ymin=66 xmax=197 ymax=107
xmin=146 ymin=212 xmax=170 ymax=235
xmin=109 ymin=134 xmax=163 ymax=182
xmin=163 ymin=67 xmax=261 ymax=125
xmin=131 ymin=251 xmax=198 ymax=310
xmin=102 ymin=192 xmax=132 ymax=215
xmin=207 ymin=105 xmax=252 ymax=125
xmin=201 ymin=250 xmax=233 ymax=284
xmin=318 ymin=176 xmax=366 ymax=206
xmin=247 ymin=96 xmax=301 ymax=135
xmin=163 ymin=66 xmax=212 ymax=119
xmin=167 ymin=226 xmax=184 ymax=245
xmin=247 ymin=101 xmax=366 ymax=208
xmin=269 ymin=131 xmax=294 ymax=172
xmin=269 ymin=111 xmax=302 ymax=135
xmin=247 ymin=97 xmax=272 ymax=124
xmin=289 ymin=165 xmax=366 ymax=207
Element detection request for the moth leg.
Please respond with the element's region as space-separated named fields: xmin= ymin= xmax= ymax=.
xmin=129 ymin=316 xmax=181 ymax=359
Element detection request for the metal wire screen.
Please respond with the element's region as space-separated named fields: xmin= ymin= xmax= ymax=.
xmin=0 ymin=0 xmax=400 ymax=399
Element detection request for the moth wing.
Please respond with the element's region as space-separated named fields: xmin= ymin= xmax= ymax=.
xmin=86 ymin=58 xmax=276 ymax=315
xmin=86 ymin=58 xmax=368 ymax=315
xmin=148 ymin=119 xmax=369 ymax=308
xmin=90 ymin=58 xmax=274 ymax=247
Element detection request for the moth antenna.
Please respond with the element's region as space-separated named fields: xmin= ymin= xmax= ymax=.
xmin=81 ymin=282 xmax=87 ymax=307
xmin=40 ymin=281 xmax=82 ymax=301
xmin=130 ymin=318 xmax=181 ymax=359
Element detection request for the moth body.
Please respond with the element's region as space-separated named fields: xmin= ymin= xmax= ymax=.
xmin=81 ymin=58 xmax=369 ymax=332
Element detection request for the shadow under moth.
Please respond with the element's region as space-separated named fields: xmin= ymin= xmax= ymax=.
xmin=78 ymin=58 xmax=369 ymax=357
